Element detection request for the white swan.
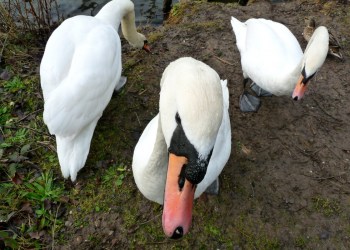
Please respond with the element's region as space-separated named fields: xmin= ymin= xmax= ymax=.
xmin=40 ymin=0 xmax=150 ymax=181
xmin=132 ymin=57 xmax=231 ymax=238
xmin=231 ymin=17 xmax=329 ymax=112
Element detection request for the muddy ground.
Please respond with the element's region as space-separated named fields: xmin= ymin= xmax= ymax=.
xmin=56 ymin=0 xmax=350 ymax=249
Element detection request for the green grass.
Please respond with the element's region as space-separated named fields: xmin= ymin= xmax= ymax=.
xmin=312 ymin=196 xmax=341 ymax=217
xmin=0 ymin=57 xmax=66 ymax=248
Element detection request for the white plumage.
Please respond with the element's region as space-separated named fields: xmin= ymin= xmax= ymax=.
xmin=231 ymin=16 xmax=329 ymax=105
xmin=40 ymin=0 xmax=149 ymax=181
xmin=132 ymin=57 xmax=231 ymax=238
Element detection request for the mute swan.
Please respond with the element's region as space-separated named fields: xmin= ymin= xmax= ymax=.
xmin=40 ymin=0 xmax=150 ymax=181
xmin=303 ymin=17 xmax=343 ymax=60
xmin=231 ymin=17 xmax=329 ymax=112
xmin=132 ymin=57 xmax=231 ymax=238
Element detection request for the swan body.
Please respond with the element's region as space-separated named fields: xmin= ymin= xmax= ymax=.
xmin=303 ymin=17 xmax=343 ymax=60
xmin=231 ymin=16 xmax=329 ymax=111
xmin=132 ymin=57 xmax=231 ymax=238
xmin=40 ymin=0 xmax=149 ymax=181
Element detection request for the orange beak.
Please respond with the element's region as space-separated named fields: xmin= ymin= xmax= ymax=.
xmin=292 ymin=75 xmax=308 ymax=101
xmin=142 ymin=43 xmax=151 ymax=53
xmin=162 ymin=153 xmax=195 ymax=238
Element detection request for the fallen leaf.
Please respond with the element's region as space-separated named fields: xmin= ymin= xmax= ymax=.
xmin=11 ymin=172 xmax=23 ymax=185
xmin=20 ymin=202 xmax=33 ymax=214
xmin=241 ymin=144 xmax=251 ymax=155
xmin=44 ymin=199 xmax=51 ymax=210
xmin=28 ymin=231 xmax=40 ymax=239
xmin=0 ymin=69 xmax=11 ymax=80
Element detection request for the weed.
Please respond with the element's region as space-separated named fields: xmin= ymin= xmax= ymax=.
xmin=295 ymin=236 xmax=308 ymax=248
xmin=1 ymin=169 xmax=65 ymax=248
xmin=170 ymin=3 xmax=181 ymax=17
xmin=3 ymin=76 xmax=24 ymax=92
xmin=205 ymin=224 xmax=221 ymax=237
xmin=312 ymin=196 xmax=341 ymax=217
xmin=102 ymin=164 xmax=127 ymax=188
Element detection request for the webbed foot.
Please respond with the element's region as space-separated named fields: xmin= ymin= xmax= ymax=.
xmin=250 ymin=82 xmax=272 ymax=97
xmin=239 ymin=91 xmax=261 ymax=112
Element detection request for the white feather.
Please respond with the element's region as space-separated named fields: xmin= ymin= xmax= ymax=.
xmin=40 ymin=0 xmax=147 ymax=181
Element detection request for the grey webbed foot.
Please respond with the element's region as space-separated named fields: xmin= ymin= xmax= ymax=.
xmin=205 ymin=178 xmax=220 ymax=195
xmin=239 ymin=91 xmax=261 ymax=112
xmin=250 ymin=82 xmax=272 ymax=97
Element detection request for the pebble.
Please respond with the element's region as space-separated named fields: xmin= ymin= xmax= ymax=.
xmin=75 ymin=236 xmax=83 ymax=244
xmin=94 ymin=220 xmax=101 ymax=228
xmin=319 ymin=231 xmax=330 ymax=240
xmin=65 ymin=221 xmax=72 ymax=227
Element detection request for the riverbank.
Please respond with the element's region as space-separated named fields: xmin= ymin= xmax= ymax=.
xmin=1 ymin=0 xmax=350 ymax=249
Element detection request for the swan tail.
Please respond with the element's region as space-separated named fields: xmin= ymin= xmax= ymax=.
xmin=220 ymin=79 xmax=229 ymax=110
xmin=230 ymin=16 xmax=247 ymax=52
xmin=56 ymin=119 xmax=98 ymax=182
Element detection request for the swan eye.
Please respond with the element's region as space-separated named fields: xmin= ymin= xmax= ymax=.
xmin=144 ymin=40 xmax=148 ymax=45
xmin=175 ymin=113 xmax=181 ymax=125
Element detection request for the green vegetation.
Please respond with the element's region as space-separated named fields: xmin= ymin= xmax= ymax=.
xmin=312 ymin=196 xmax=341 ymax=217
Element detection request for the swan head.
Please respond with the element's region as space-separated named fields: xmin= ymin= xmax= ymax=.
xmin=159 ymin=57 xmax=223 ymax=238
xmin=293 ymin=26 xmax=329 ymax=100
xmin=128 ymin=33 xmax=151 ymax=52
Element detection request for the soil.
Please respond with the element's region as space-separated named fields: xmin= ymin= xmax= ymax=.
xmin=56 ymin=0 xmax=350 ymax=249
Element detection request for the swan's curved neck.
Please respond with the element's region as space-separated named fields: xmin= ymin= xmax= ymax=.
xmin=294 ymin=26 xmax=329 ymax=80
xmin=95 ymin=0 xmax=135 ymax=34
xmin=136 ymin=116 xmax=168 ymax=204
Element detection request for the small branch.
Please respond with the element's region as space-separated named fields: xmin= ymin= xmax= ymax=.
xmin=312 ymin=97 xmax=343 ymax=123
xmin=213 ymin=55 xmax=235 ymax=66
xmin=134 ymin=112 xmax=141 ymax=126
xmin=51 ymin=203 xmax=61 ymax=250
xmin=0 ymin=34 xmax=8 ymax=63
xmin=16 ymin=108 xmax=43 ymax=123
xmin=138 ymin=89 xmax=147 ymax=95
xmin=139 ymin=213 xmax=161 ymax=226
xmin=37 ymin=141 xmax=56 ymax=152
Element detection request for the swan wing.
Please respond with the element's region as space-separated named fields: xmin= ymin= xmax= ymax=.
xmin=40 ymin=18 xmax=121 ymax=137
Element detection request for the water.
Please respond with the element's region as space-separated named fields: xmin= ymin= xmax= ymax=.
xmin=56 ymin=0 xmax=176 ymax=25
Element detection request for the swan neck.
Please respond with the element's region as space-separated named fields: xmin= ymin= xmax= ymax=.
xmin=94 ymin=0 xmax=134 ymax=32
xmin=120 ymin=8 xmax=138 ymax=40
xmin=138 ymin=116 xmax=168 ymax=204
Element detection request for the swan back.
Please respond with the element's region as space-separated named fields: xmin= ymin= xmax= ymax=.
xmin=159 ymin=57 xmax=223 ymax=158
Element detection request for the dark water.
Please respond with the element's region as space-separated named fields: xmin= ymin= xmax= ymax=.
xmin=56 ymin=0 xmax=177 ymax=25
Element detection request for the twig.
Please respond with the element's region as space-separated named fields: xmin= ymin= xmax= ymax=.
xmin=325 ymin=145 xmax=342 ymax=159
xmin=134 ymin=112 xmax=141 ymax=126
xmin=18 ymin=125 xmax=44 ymax=135
xmin=213 ymin=55 xmax=235 ymax=66
xmin=139 ymin=213 xmax=161 ymax=226
xmin=16 ymin=108 xmax=43 ymax=123
xmin=51 ymin=203 xmax=61 ymax=250
xmin=138 ymin=89 xmax=147 ymax=95
xmin=311 ymin=97 xmax=343 ymax=123
xmin=314 ymin=172 xmax=346 ymax=181
xmin=0 ymin=34 xmax=8 ymax=63
xmin=37 ymin=141 xmax=56 ymax=152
